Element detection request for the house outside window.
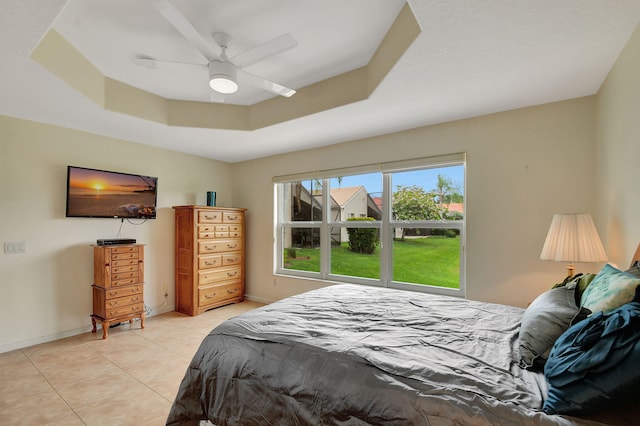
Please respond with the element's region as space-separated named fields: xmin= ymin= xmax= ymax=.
xmin=275 ymin=153 xmax=465 ymax=297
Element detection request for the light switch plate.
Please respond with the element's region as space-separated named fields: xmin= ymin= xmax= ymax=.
xmin=3 ymin=241 xmax=26 ymax=254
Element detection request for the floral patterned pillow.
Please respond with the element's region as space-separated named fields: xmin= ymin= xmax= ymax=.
xmin=580 ymin=264 xmax=640 ymax=313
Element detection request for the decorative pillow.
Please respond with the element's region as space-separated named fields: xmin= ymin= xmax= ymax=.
xmin=625 ymin=263 xmax=640 ymax=278
xmin=580 ymin=264 xmax=640 ymax=314
xmin=543 ymin=302 xmax=640 ymax=415
xmin=552 ymin=273 xmax=595 ymax=306
xmin=518 ymin=282 xmax=579 ymax=370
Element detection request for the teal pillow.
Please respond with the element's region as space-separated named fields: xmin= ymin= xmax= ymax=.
xmin=625 ymin=264 xmax=640 ymax=278
xmin=580 ymin=264 xmax=640 ymax=313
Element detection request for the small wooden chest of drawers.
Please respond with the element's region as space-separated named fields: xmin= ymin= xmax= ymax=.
xmin=173 ymin=206 xmax=246 ymax=316
xmin=91 ymin=244 xmax=145 ymax=339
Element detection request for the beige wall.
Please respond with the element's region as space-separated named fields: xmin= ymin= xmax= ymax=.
xmin=596 ymin=23 xmax=640 ymax=266
xmin=232 ymin=96 xmax=600 ymax=308
xmin=0 ymin=116 xmax=231 ymax=351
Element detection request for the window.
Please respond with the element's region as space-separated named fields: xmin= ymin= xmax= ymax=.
xmin=275 ymin=153 xmax=465 ymax=296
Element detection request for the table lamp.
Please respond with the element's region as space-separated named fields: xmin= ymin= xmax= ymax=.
xmin=540 ymin=213 xmax=607 ymax=277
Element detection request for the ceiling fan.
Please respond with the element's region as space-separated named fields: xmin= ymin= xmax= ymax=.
xmin=134 ymin=0 xmax=297 ymax=101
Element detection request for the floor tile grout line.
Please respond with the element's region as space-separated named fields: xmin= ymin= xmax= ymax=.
xmin=21 ymin=346 xmax=88 ymax=425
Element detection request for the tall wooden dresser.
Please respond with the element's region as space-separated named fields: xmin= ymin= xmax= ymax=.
xmin=91 ymin=244 xmax=145 ymax=339
xmin=173 ymin=206 xmax=247 ymax=316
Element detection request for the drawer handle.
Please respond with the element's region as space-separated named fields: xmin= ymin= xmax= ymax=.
xmin=228 ymin=216 xmax=238 ymax=220
xmin=226 ymin=271 xmax=238 ymax=277
xmin=204 ymin=292 xmax=217 ymax=299
xmin=227 ymin=244 xmax=237 ymax=249
xmin=205 ymin=260 xmax=217 ymax=266
xmin=228 ymin=258 xmax=237 ymax=262
xmin=204 ymin=234 xmax=210 ymax=238
xmin=227 ymin=288 xmax=237 ymax=294
xmin=204 ymin=215 xmax=217 ymax=220
xmin=206 ymin=245 xmax=217 ymax=251
xmin=108 ymin=301 xmax=119 ymax=307
xmin=109 ymin=291 xmax=118 ymax=297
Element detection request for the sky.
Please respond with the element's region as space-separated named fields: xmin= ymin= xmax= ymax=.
xmin=327 ymin=164 xmax=464 ymax=196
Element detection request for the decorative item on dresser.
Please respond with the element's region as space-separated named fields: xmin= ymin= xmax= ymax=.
xmin=173 ymin=206 xmax=246 ymax=316
xmin=91 ymin=244 xmax=145 ymax=339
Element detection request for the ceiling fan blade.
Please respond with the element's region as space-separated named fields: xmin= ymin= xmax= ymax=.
xmin=239 ymin=69 xmax=296 ymax=98
xmin=230 ymin=33 xmax=297 ymax=69
xmin=132 ymin=55 xmax=206 ymax=70
xmin=152 ymin=0 xmax=219 ymax=61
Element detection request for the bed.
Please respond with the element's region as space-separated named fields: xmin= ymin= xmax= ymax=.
xmin=167 ymin=267 xmax=640 ymax=425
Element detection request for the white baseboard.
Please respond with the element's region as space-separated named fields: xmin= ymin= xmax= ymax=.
xmin=244 ymin=294 xmax=275 ymax=304
xmin=0 ymin=305 xmax=176 ymax=354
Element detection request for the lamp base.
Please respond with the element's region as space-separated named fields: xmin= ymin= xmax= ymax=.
xmin=566 ymin=262 xmax=575 ymax=277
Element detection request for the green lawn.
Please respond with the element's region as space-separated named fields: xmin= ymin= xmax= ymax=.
xmin=284 ymin=236 xmax=460 ymax=288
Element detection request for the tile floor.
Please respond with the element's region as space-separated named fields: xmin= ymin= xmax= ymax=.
xmin=0 ymin=301 xmax=264 ymax=425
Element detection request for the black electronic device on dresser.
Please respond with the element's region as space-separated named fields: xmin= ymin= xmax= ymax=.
xmin=96 ymin=238 xmax=137 ymax=246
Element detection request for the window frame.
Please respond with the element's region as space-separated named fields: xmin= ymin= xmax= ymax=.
xmin=274 ymin=153 xmax=466 ymax=297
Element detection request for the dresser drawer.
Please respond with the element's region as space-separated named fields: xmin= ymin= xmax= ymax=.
xmin=198 ymin=266 xmax=241 ymax=285
xmin=198 ymin=224 xmax=233 ymax=239
xmin=102 ymin=285 xmax=143 ymax=300
xmin=113 ymin=270 xmax=140 ymax=281
xmin=104 ymin=302 xmax=144 ymax=320
xmin=111 ymin=264 xmax=139 ymax=274
xmin=198 ymin=210 xmax=223 ymax=223
xmin=111 ymin=277 xmax=140 ymax=287
xmin=111 ymin=258 xmax=139 ymax=268
xmin=111 ymin=246 xmax=137 ymax=254
xmin=198 ymin=224 xmax=216 ymax=239
xmin=111 ymin=251 xmax=139 ymax=261
xmin=222 ymin=252 xmax=242 ymax=266
xmin=198 ymin=230 xmax=229 ymax=238
xmin=198 ymin=225 xmax=221 ymax=239
xmin=223 ymin=212 xmax=242 ymax=223
xmin=198 ymin=282 xmax=242 ymax=307
xmin=198 ymin=254 xmax=222 ymax=270
xmin=198 ymin=239 xmax=242 ymax=254
xmin=105 ymin=293 xmax=143 ymax=309
xmin=228 ymin=225 xmax=242 ymax=237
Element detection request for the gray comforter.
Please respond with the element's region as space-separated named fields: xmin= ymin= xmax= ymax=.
xmin=166 ymin=284 xmax=604 ymax=425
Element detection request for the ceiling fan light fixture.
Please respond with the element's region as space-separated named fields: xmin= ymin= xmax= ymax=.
xmin=209 ymin=60 xmax=238 ymax=94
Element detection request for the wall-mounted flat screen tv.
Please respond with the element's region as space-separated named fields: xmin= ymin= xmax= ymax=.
xmin=66 ymin=166 xmax=158 ymax=219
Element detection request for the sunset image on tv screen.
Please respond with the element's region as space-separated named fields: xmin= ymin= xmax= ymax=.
xmin=66 ymin=167 xmax=157 ymax=218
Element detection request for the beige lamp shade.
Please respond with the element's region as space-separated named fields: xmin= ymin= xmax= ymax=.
xmin=540 ymin=213 xmax=607 ymax=276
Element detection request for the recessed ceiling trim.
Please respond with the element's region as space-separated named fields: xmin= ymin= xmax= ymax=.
xmin=31 ymin=30 xmax=106 ymax=108
xmin=168 ymin=99 xmax=250 ymax=130
xmin=31 ymin=4 xmax=420 ymax=131
xmin=105 ymin=78 xmax=168 ymax=124
xmin=367 ymin=3 xmax=422 ymax=91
